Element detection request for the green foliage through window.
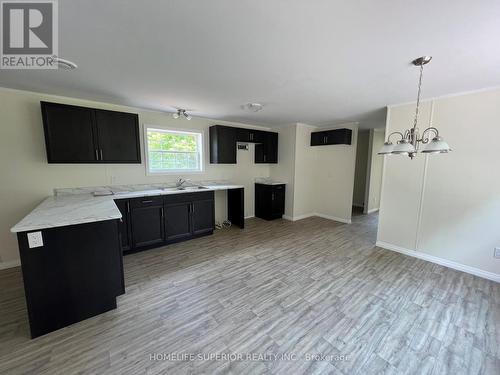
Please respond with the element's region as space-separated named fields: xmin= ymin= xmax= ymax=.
xmin=147 ymin=128 xmax=202 ymax=172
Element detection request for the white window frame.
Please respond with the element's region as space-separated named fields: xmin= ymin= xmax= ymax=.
xmin=144 ymin=125 xmax=204 ymax=175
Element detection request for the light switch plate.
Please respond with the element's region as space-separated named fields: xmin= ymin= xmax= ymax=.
xmin=495 ymin=247 xmax=500 ymax=259
xmin=27 ymin=231 xmax=43 ymax=248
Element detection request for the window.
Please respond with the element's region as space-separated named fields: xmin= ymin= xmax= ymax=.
xmin=145 ymin=127 xmax=203 ymax=174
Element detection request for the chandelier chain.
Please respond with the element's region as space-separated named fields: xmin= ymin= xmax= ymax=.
xmin=413 ymin=62 xmax=424 ymax=130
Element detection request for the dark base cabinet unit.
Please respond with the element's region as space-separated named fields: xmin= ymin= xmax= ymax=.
xmin=255 ymin=183 xmax=286 ymax=220
xmin=118 ymin=190 xmax=218 ymax=254
xmin=17 ymin=220 xmax=124 ymax=338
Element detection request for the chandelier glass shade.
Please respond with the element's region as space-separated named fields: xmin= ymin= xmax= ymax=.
xmin=378 ymin=56 xmax=452 ymax=158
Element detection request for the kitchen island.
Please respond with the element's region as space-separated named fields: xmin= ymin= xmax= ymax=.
xmin=11 ymin=183 xmax=245 ymax=338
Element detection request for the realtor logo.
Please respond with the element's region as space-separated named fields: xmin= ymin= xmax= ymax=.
xmin=1 ymin=0 xmax=58 ymax=69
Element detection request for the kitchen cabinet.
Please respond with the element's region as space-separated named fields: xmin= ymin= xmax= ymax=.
xmin=310 ymin=128 xmax=352 ymax=146
xmin=41 ymin=101 xmax=140 ymax=163
xmin=210 ymin=125 xmax=278 ymax=164
xmin=164 ymin=201 xmax=192 ymax=241
xmin=115 ymin=199 xmax=131 ymax=252
xmin=237 ymin=128 xmax=266 ymax=143
xmin=17 ymin=220 xmax=124 ymax=338
xmin=192 ymin=196 xmax=215 ymax=235
xmin=209 ymin=125 xmax=237 ymax=164
xmin=94 ymin=110 xmax=141 ymax=162
xmin=255 ymin=183 xmax=286 ymax=220
xmin=255 ymin=132 xmax=278 ymax=163
xmin=121 ymin=190 xmax=216 ymax=253
xmin=130 ymin=197 xmax=165 ymax=248
xmin=41 ymin=102 xmax=96 ymax=162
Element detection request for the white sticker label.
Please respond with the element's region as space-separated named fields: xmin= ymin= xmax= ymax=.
xmin=27 ymin=231 xmax=43 ymax=248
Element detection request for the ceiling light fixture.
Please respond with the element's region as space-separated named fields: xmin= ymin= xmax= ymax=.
xmin=378 ymin=56 xmax=452 ymax=158
xmin=172 ymin=109 xmax=192 ymax=120
xmin=245 ymin=103 xmax=263 ymax=112
xmin=53 ymin=57 xmax=78 ymax=70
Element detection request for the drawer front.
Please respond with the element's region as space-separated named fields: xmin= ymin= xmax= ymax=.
xmin=191 ymin=190 xmax=214 ymax=201
xmin=129 ymin=195 xmax=163 ymax=209
xmin=163 ymin=191 xmax=214 ymax=204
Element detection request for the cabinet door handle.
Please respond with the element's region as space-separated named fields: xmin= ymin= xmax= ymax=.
xmin=141 ymin=200 xmax=153 ymax=204
xmin=161 ymin=207 xmax=164 ymax=217
xmin=192 ymin=203 xmax=195 ymax=213
xmin=100 ymin=149 xmax=103 ymax=160
xmin=272 ymin=193 xmax=275 ymax=201
xmin=95 ymin=149 xmax=99 ymax=160
xmin=263 ymin=154 xmax=266 ymax=162
xmin=127 ymin=201 xmax=130 ymax=213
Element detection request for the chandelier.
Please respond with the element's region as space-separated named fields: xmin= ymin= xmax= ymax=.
xmin=378 ymin=56 xmax=452 ymax=158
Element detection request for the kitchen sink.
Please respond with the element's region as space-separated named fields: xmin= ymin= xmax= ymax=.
xmin=162 ymin=186 xmax=208 ymax=191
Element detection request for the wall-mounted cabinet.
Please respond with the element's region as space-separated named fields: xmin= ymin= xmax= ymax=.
xmin=310 ymin=128 xmax=352 ymax=146
xmin=209 ymin=125 xmax=278 ymax=164
xmin=41 ymin=101 xmax=141 ymax=163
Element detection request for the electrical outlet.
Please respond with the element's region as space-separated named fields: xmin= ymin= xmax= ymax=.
xmin=495 ymin=247 xmax=500 ymax=259
xmin=27 ymin=231 xmax=43 ymax=248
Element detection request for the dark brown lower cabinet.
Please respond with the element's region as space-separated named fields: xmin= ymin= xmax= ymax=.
xmin=120 ymin=190 xmax=219 ymax=254
xmin=17 ymin=219 xmax=124 ymax=338
xmin=165 ymin=201 xmax=192 ymax=241
xmin=255 ymin=183 xmax=286 ymax=220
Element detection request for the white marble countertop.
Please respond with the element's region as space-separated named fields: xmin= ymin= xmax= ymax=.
xmin=254 ymin=178 xmax=286 ymax=185
xmin=11 ymin=184 xmax=244 ymax=233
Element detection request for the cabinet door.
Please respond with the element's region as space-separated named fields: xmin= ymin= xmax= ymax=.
xmin=95 ymin=110 xmax=140 ymax=163
xmin=41 ymin=102 xmax=98 ymax=163
xmin=210 ymin=125 xmax=237 ymax=163
xmin=165 ymin=202 xmax=192 ymax=241
xmin=130 ymin=205 xmax=164 ymax=248
xmin=192 ymin=199 xmax=214 ymax=235
xmin=310 ymin=131 xmax=327 ymax=146
xmin=255 ymin=132 xmax=278 ymax=163
xmin=324 ymin=128 xmax=352 ymax=145
xmin=114 ymin=200 xmax=131 ymax=252
xmin=271 ymin=185 xmax=286 ymax=216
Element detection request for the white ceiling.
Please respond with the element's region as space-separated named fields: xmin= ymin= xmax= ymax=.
xmin=1 ymin=0 xmax=499 ymax=129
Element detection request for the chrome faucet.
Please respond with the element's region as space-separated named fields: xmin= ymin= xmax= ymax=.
xmin=176 ymin=178 xmax=187 ymax=188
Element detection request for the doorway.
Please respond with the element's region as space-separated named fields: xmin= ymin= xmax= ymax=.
xmin=352 ymin=128 xmax=385 ymax=218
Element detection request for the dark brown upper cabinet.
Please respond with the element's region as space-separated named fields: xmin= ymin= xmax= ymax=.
xmin=255 ymin=131 xmax=278 ymax=163
xmin=209 ymin=125 xmax=237 ymax=164
xmin=41 ymin=101 xmax=141 ymax=163
xmin=209 ymin=125 xmax=278 ymax=164
xmin=310 ymin=128 xmax=352 ymax=146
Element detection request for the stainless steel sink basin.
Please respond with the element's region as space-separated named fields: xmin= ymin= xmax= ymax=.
xmin=162 ymin=186 xmax=208 ymax=191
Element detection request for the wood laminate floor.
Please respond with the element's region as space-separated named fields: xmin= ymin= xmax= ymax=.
xmin=0 ymin=214 xmax=499 ymax=374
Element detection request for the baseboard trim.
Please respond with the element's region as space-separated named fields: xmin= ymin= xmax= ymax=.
xmin=244 ymin=215 xmax=254 ymax=219
xmin=315 ymin=213 xmax=351 ymax=224
xmin=283 ymin=213 xmax=351 ymax=224
xmin=366 ymin=208 xmax=379 ymax=214
xmin=0 ymin=259 xmax=21 ymax=270
xmin=376 ymin=241 xmax=500 ymax=283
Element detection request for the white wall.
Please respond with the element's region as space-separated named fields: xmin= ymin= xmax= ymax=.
xmin=0 ymin=88 xmax=271 ymax=266
xmin=377 ymin=88 xmax=500 ymax=280
xmin=365 ymin=128 xmax=385 ymax=213
xmin=352 ymin=130 xmax=369 ymax=207
xmin=270 ymin=122 xmax=358 ymax=223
